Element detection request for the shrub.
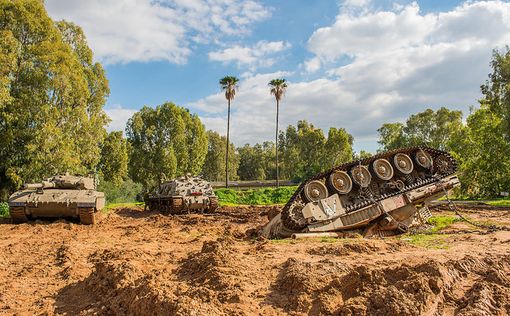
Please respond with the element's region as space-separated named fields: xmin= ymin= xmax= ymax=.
xmin=215 ymin=186 xmax=297 ymax=205
xmin=97 ymin=179 xmax=143 ymax=205
xmin=0 ymin=202 xmax=8 ymax=217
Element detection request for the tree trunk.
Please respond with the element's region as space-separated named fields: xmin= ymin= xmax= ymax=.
xmin=225 ymin=98 xmax=231 ymax=188
xmin=276 ymin=99 xmax=279 ymax=188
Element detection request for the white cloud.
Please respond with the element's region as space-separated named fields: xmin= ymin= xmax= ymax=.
xmin=45 ymin=0 xmax=271 ymax=64
xmin=104 ymin=105 xmax=137 ymax=133
xmin=208 ymin=40 xmax=291 ymax=70
xmin=192 ymin=1 xmax=510 ymax=152
xmin=303 ymin=57 xmax=322 ymax=73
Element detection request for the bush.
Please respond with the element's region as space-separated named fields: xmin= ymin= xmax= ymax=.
xmin=0 ymin=202 xmax=8 ymax=217
xmin=97 ymin=179 xmax=143 ymax=205
xmin=215 ymin=186 xmax=297 ymax=205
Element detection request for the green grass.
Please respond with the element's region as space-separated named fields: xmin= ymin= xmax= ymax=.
xmin=401 ymin=234 xmax=451 ymax=249
xmin=427 ymin=215 xmax=462 ymax=232
xmin=215 ymin=186 xmax=297 ymax=205
xmin=0 ymin=202 xmax=8 ymax=218
xmin=485 ymin=199 xmax=510 ymax=207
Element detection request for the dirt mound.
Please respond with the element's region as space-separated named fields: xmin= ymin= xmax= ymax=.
xmin=319 ymin=255 xmax=509 ymax=316
xmin=308 ymin=240 xmax=410 ymax=256
xmin=176 ymin=236 xmax=247 ymax=304
xmin=269 ymin=257 xmax=350 ymax=312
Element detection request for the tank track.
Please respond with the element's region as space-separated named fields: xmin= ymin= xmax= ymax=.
xmin=79 ymin=208 xmax=96 ymax=225
xmin=281 ymin=146 xmax=457 ymax=231
xmin=10 ymin=207 xmax=28 ymax=224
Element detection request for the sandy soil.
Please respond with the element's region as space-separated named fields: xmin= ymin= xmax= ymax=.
xmin=0 ymin=205 xmax=509 ymax=316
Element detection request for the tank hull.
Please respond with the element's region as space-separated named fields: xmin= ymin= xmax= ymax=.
xmin=8 ymin=189 xmax=105 ymax=224
xmin=145 ymin=175 xmax=218 ymax=215
xmin=262 ymin=146 xmax=460 ymax=238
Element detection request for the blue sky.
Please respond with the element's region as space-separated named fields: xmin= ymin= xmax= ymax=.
xmin=45 ymin=0 xmax=510 ymax=153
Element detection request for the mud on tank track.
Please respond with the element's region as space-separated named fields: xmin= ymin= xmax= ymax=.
xmin=0 ymin=204 xmax=509 ymax=315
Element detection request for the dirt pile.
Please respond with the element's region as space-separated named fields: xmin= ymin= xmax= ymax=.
xmin=176 ymin=237 xmax=248 ymax=304
xmin=1 ymin=205 xmax=509 ymax=315
xmin=268 ymin=254 xmax=510 ymax=316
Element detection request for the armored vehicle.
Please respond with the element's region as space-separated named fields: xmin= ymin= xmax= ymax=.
xmin=8 ymin=174 xmax=105 ymax=224
xmin=145 ymin=174 xmax=218 ymax=214
xmin=262 ymin=147 xmax=460 ymax=238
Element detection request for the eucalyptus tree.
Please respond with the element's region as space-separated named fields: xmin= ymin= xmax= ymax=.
xmin=219 ymin=76 xmax=239 ymax=187
xmin=269 ymin=78 xmax=287 ymax=187
xmin=0 ymin=0 xmax=109 ymax=199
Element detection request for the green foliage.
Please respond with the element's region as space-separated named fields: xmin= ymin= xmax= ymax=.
xmin=219 ymin=76 xmax=239 ymax=100
xmin=278 ymin=121 xmax=353 ymax=181
xmin=99 ymin=131 xmax=129 ymax=185
xmin=237 ymin=142 xmax=276 ymax=180
xmin=126 ymin=102 xmax=207 ymax=191
xmin=481 ymin=48 xmax=510 ymax=140
xmin=449 ymin=48 xmax=510 ymax=198
xmin=97 ymin=178 xmax=143 ymax=205
xmin=0 ymin=1 xmax=109 ymax=200
xmin=202 ymin=130 xmax=240 ymax=182
xmin=450 ymin=106 xmax=510 ymax=197
xmin=378 ymin=107 xmax=463 ymax=151
xmin=215 ymin=186 xmax=297 ymax=205
xmin=0 ymin=202 xmax=8 ymax=217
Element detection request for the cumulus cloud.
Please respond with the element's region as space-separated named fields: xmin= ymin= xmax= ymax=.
xmin=45 ymin=0 xmax=271 ymax=64
xmin=208 ymin=40 xmax=291 ymax=70
xmin=192 ymin=1 xmax=510 ymax=152
xmin=104 ymin=105 xmax=137 ymax=133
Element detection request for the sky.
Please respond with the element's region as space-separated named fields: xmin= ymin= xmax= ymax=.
xmin=45 ymin=0 xmax=510 ymax=153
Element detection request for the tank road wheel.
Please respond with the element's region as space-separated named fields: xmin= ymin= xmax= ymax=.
xmin=79 ymin=208 xmax=96 ymax=225
xmin=328 ymin=171 xmax=353 ymax=194
xmin=372 ymin=159 xmax=394 ymax=180
xmin=10 ymin=208 xmax=28 ymax=224
xmin=208 ymin=197 xmax=219 ymax=213
xmin=303 ymin=180 xmax=328 ymax=202
xmin=281 ymin=202 xmax=307 ymax=231
xmin=393 ymin=153 xmax=413 ymax=174
xmin=350 ymin=165 xmax=372 ymax=187
xmin=415 ymin=150 xmax=433 ymax=169
xmin=170 ymin=197 xmax=184 ymax=214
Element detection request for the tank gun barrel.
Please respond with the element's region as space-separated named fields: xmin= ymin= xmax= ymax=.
xmin=23 ymin=181 xmax=56 ymax=189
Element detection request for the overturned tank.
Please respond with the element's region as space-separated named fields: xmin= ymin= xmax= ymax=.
xmin=262 ymin=147 xmax=460 ymax=238
xmin=8 ymin=174 xmax=105 ymax=224
xmin=145 ymin=174 xmax=218 ymax=214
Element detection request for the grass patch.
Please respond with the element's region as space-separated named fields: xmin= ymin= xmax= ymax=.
xmin=485 ymin=199 xmax=510 ymax=207
xmin=0 ymin=202 xmax=8 ymax=218
xmin=401 ymin=234 xmax=451 ymax=249
xmin=215 ymin=186 xmax=297 ymax=205
xmin=427 ymin=215 xmax=462 ymax=232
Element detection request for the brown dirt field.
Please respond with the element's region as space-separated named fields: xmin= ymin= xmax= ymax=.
xmin=0 ymin=205 xmax=509 ymax=316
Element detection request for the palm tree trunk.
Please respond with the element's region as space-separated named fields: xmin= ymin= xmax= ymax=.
xmin=225 ymin=98 xmax=230 ymax=188
xmin=276 ymin=99 xmax=279 ymax=188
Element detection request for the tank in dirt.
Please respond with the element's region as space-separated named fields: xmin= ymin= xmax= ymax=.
xmin=145 ymin=174 xmax=218 ymax=214
xmin=262 ymin=146 xmax=461 ymax=239
xmin=8 ymin=174 xmax=105 ymax=224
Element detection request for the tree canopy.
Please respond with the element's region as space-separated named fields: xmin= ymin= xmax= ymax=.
xmin=378 ymin=107 xmax=463 ymax=151
xmin=0 ymin=0 xmax=109 ymax=199
xmin=125 ymin=102 xmax=207 ymax=191
xmin=99 ymin=131 xmax=129 ymax=185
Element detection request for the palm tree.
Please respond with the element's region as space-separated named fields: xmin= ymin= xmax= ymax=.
xmin=219 ymin=76 xmax=239 ymax=188
xmin=269 ymin=78 xmax=287 ymax=187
